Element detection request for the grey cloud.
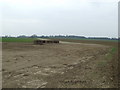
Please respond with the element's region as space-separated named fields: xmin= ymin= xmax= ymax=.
xmin=1 ymin=1 xmax=118 ymax=37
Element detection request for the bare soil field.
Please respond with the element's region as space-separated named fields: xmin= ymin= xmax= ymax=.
xmin=2 ymin=42 xmax=118 ymax=88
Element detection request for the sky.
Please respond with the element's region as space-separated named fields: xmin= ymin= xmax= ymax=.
xmin=0 ymin=0 xmax=119 ymax=38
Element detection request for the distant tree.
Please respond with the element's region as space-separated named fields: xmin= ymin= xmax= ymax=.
xmin=30 ymin=34 xmax=38 ymax=38
xmin=17 ymin=35 xmax=27 ymax=38
xmin=5 ymin=35 xmax=9 ymax=38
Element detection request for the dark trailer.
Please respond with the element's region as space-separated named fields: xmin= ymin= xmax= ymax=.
xmin=34 ymin=40 xmax=59 ymax=45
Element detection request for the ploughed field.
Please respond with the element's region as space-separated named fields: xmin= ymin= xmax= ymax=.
xmin=2 ymin=41 xmax=118 ymax=88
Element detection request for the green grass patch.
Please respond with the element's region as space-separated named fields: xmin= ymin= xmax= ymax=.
xmin=1 ymin=37 xmax=37 ymax=43
xmin=0 ymin=38 xmax=2 ymax=42
xmin=110 ymin=47 xmax=117 ymax=54
xmin=98 ymin=61 xmax=107 ymax=67
xmin=106 ymin=47 xmax=117 ymax=60
xmin=98 ymin=47 xmax=117 ymax=68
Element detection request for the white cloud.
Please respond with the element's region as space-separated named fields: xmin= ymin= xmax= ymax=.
xmin=1 ymin=0 xmax=118 ymax=10
xmin=3 ymin=19 xmax=41 ymax=23
xmin=1 ymin=0 xmax=119 ymax=6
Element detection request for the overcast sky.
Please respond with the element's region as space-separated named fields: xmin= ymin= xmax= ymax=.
xmin=0 ymin=0 xmax=119 ymax=37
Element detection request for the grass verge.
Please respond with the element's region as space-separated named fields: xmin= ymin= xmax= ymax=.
xmin=1 ymin=38 xmax=37 ymax=43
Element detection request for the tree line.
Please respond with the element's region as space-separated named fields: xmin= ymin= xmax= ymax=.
xmin=2 ymin=34 xmax=118 ymax=40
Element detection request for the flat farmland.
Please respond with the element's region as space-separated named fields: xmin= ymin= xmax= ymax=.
xmin=2 ymin=38 xmax=118 ymax=88
xmin=2 ymin=38 xmax=36 ymax=42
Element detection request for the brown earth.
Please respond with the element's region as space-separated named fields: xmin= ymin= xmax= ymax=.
xmin=2 ymin=42 xmax=118 ymax=88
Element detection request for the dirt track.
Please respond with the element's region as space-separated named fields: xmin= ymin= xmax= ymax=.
xmin=2 ymin=42 xmax=118 ymax=88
